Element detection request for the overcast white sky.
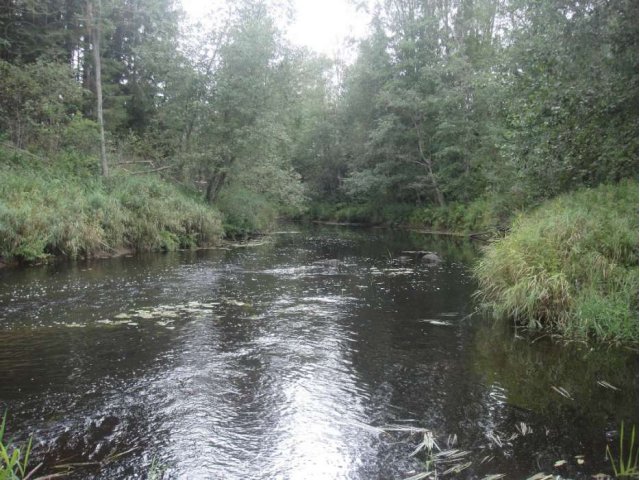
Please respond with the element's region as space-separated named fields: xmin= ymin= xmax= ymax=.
xmin=180 ymin=0 xmax=371 ymax=58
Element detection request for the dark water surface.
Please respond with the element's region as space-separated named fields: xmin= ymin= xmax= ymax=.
xmin=0 ymin=226 xmax=637 ymax=479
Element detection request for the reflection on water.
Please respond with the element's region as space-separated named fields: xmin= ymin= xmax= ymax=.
xmin=0 ymin=226 xmax=636 ymax=479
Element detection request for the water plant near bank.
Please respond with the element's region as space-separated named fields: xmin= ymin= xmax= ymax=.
xmin=607 ymin=423 xmax=639 ymax=478
xmin=304 ymin=194 xmax=516 ymax=233
xmin=474 ymin=181 xmax=638 ymax=344
xmin=0 ymin=412 xmax=37 ymax=480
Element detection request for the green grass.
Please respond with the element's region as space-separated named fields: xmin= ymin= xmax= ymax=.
xmin=607 ymin=423 xmax=639 ymax=478
xmin=305 ymin=194 xmax=517 ymax=233
xmin=0 ymin=149 xmax=223 ymax=262
xmin=217 ymin=185 xmax=278 ymax=239
xmin=0 ymin=412 xmax=38 ymax=480
xmin=474 ymin=180 xmax=638 ymax=344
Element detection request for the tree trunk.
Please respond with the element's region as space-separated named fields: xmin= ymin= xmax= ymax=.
xmin=89 ymin=0 xmax=108 ymax=177
xmin=414 ymin=120 xmax=445 ymax=207
xmin=205 ymin=171 xmax=227 ymax=203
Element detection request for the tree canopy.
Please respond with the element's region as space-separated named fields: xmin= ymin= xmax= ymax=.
xmin=0 ymin=0 xmax=636 ymax=230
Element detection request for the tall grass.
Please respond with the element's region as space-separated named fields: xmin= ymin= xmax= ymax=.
xmin=0 ymin=150 xmax=223 ymax=262
xmin=217 ymin=185 xmax=278 ymax=238
xmin=474 ymin=181 xmax=638 ymax=344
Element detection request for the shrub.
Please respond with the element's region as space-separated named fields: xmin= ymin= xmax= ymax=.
xmin=217 ymin=186 xmax=278 ymax=238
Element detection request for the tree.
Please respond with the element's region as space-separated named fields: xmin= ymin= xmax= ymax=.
xmin=335 ymin=0 xmax=503 ymax=207
xmin=501 ymin=0 xmax=639 ymax=198
xmin=87 ymin=0 xmax=108 ymax=176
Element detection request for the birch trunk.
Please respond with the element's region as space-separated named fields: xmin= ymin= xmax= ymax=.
xmin=88 ymin=0 xmax=108 ymax=177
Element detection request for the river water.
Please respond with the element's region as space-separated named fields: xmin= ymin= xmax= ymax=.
xmin=0 ymin=226 xmax=637 ymax=479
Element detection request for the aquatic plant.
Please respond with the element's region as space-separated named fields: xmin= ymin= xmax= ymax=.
xmin=607 ymin=423 xmax=639 ymax=478
xmin=0 ymin=412 xmax=39 ymax=480
xmin=400 ymin=429 xmax=473 ymax=479
xmin=148 ymin=456 xmax=166 ymax=480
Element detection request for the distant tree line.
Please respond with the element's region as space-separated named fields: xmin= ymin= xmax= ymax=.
xmin=0 ymin=0 xmax=637 ymax=219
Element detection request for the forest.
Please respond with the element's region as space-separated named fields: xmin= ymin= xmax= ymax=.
xmin=0 ymin=0 xmax=638 ymax=342
xmin=0 ymin=1 xmax=638 ymax=478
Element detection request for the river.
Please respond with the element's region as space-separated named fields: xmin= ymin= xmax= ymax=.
xmin=0 ymin=226 xmax=637 ymax=479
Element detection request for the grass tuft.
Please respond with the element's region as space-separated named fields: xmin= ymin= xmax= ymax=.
xmin=607 ymin=423 xmax=639 ymax=478
xmin=0 ymin=412 xmax=39 ymax=480
xmin=474 ymin=181 xmax=638 ymax=344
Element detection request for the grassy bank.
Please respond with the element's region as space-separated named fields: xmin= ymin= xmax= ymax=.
xmin=474 ymin=181 xmax=638 ymax=344
xmin=0 ymin=149 xmax=223 ymax=263
xmin=306 ymin=194 xmax=517 ymax=233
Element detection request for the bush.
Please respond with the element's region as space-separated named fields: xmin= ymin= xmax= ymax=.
xmin=217 ymin=186 xmax=278 ymax=238
xmin=474 ymin=181 xmax=639 ymax=344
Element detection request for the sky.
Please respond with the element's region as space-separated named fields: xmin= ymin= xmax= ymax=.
xmin=180 ymin=0 xmax=371 ymax=58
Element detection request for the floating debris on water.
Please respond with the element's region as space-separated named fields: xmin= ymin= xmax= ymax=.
xmin=515 ymin=422 xmax=533 ymax=436
xmin=551 ymin=386 xmax=573 ymax=400
xmin=383 ymin=268 xmax=415 ymax=276
xmin=97 ymin=319 xmax=130 ymax=326
xmin=526 ymin=474 xmax=555 ymax=480
xmin=225 ymin=299 xmax=248 ymax=307
xmin=597 ymin=380 xmax=620 ymax=391
xmin=419 ymin=319 xmax=453 ymax=326
xmin=228 ymin=240 xmax=270 ymax=248
xmin=486 ymin=431 xmax=503 ymax=447
xmin=53 ymin=300 xmax=232 ymax=330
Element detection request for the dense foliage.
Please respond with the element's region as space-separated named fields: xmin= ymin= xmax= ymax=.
xmin=0 ymin=0 xmax=636 ymax=223
xmin=302 ymin=0 xmax=637 ymax=224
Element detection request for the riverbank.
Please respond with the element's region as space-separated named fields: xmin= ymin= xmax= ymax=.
xmin=0 ymin=149 xmax=224 ymax=264
xmin=306 ymin=181 xmax=638 ymax=345
xmin=475 ymin=180 xmax=638 ymax=345
xmin=304 ymin=195 xmax=516 ymax=235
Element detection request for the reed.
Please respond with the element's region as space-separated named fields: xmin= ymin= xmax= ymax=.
xmin=607 ymin=423 xmax=639 ymax=478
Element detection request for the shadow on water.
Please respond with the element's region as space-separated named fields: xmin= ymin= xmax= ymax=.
xmin=469 ymin=320 xmax=638 ymax=477
xmin=0 ymin=225 xmax=636 ymax=479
